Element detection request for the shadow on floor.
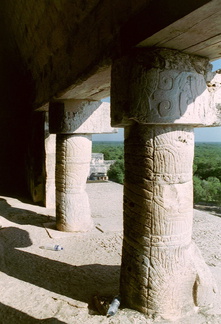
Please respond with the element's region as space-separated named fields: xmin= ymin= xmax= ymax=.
xmin=0 ymin=302 xmax=66 ymax=324
xmin=0 ymin=197 xmax=53 ymax=227
xmin=0 ymin=226 xmax=120 ymax=305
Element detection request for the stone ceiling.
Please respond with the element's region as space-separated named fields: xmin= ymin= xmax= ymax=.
xmin=2 ymin=0 xmax=221 ymax=109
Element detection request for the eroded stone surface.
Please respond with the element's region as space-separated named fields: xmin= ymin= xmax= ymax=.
xmin=49 ymin=100 xmax=116 ymax=229
xmin=121 ymin=125 xmax=198 ymax=319
xmin=45 ymin=132 xmax=56 ymax=209
xmin=50 ymin=100 xmax=117 ymax=134
xmin=56 ymin=134 xmax=93 ymax=232
xmin=111 ymin=48 xmax=218 ymax=320
xmin=111 ymin=48 xmax=220 ymax=127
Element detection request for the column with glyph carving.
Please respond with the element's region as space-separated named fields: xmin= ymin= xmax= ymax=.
xmin=111 ymin=48 xmax=219 ymax=320
xmin=49 ymin=100 xmax=117 ymax=232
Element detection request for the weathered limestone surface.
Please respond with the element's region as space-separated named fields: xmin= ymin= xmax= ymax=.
xmin=50 ymin=101 xmax=116 ymax=134
xmin=3 ymin=1 xmax=209 ymax=107
xmin=56 ymin=134 xmax=93 ymax=232
xmin=111 ymin=48 xmax=217 ymax=320
xmin=1 ymin=0 xmax=221 ymax=199
xmin=45 ymin=130 xmax=56 ymax=209
xmin=50 ymin=100 xmax=116 ymax=232
xmin=121 ymin=125 xmax=216 ymax=319
xmin=111 ymin=48 xmax=221 ymax=127
xmin=207 ymin=71 xmax=221 ymax=125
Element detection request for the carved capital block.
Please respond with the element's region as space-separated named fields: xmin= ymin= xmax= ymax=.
xmin=49 ymin=100 xmax=117 ymax=134
xmin=111 ymin=48 xmax=218 ymax=127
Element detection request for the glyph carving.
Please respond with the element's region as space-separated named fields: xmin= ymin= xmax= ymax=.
xmin=130 ymin=69 xmax=210 ymax=124
xmin=111 ymin=48 xmax=220 ymax=127
xmin=112 ymin=48 xmax=218 ymax=320
xmin=49 ymin=99 xmax=117 ymax=231
xmin=56 ymin=134 xmax=93 ymax=232
xmin=120 ymin=124 xmax=216 ymax=320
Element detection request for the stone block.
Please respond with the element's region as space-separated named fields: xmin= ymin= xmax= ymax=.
xmin=111 ymin=48 xmax=220 ymax=127
xmin=49 ymin=100 xmax=117 ymax=134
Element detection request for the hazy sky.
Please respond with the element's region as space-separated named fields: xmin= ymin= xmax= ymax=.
xmin=93 ymin=59 xmax=221 ymax=142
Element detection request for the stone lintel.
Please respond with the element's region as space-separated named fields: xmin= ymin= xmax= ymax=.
xmin=111 ymin=48 xmax=220 ymax=128
xmin=49 ymin=100 xmax=117 ymax=134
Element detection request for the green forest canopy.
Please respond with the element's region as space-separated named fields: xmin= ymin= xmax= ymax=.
xmin=92 ymin=141 xmax=221 ymax=205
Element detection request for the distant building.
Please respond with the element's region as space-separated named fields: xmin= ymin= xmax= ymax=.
xmin=87 ymin=153 xmax=115 ymax=182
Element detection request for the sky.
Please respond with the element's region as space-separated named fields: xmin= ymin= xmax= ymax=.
xmin=92 ymin=59 xmax=221 ymax=142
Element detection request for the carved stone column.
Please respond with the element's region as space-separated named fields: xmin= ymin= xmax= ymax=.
xmin=55 ymin=133 xmax=92 ymax=232
xmin=50 ymin=100 xmax=116 ymax=232
xmin=111 ymin=48 xmax=218 ymax=320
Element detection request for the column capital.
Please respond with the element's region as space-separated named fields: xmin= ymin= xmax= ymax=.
xmin=49 ymin=100 xmax=117 ymax=134
xmin=111 ymin=48 xmax=220 ymax=127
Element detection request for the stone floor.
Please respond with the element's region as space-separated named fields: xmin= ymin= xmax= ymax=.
xmin=0 ymin=181 xmax=220 ymax=323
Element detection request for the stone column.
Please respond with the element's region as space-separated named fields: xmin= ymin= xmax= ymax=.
xmin=55 ymin=133 xmax=92 ymax=232
xmin=49 ymin=100 xmax=116 ymax=232
xmin=44 ymin=112 xmax=56 ymax=209
xmin=111 ymin=48 xmax=218 ymax=320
